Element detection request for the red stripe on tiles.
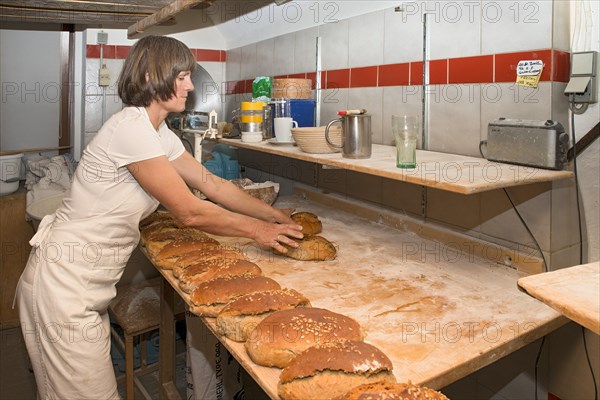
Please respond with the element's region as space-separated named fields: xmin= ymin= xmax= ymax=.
xmin=116 ymin=45 xmax=130 ymax=59
xmin=244 ymin=79 xmax=254 ymax=93
xmin=306 ymin=72 xmax=317 ymax=89
xmin=102 ymin=45 xmax=116 ymax=59
xmin=495 ymin=50 xmax=553 ymax=82
xmin=224 ymin=81 xmax=237 ymax=95
xmin=378 ymin=63 xmax=409 ymax=87
xmin=86 ymin=45 xmax=100 ymax=59
xmin=220 ymin=51 xmax=227 ymax=62
xmin=196 ymin=49 xmax=221 ymax=62
xmin=410 ymin=62 xmax=423 ymax=85
xmin=350 ymin=66 xmax=377 ymax=88
xmin=288 ymin=73 xmax=307 ymax=79
xmin=429 ymin=59 xmax=448 ymax=85
xmin=449 ymin=55 xmax=493 ymax=84
xmin=552 ymin=50 xmax=570 ymax=82
xmin=326 ymin=69 xmax=350 ymax=89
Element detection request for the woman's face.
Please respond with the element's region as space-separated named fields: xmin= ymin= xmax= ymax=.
xmin=163 ymin=71 xmax=194 ymax=112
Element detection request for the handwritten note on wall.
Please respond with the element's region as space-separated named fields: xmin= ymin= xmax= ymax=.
xmin=516 ymin=60 xmax=544 ymax=88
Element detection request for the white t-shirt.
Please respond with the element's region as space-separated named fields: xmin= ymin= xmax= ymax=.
xmin=55 ymin=106 xmax=185 ymax=243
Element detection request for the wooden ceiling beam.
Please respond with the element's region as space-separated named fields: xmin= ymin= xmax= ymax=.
xmin=0 ymin=7 xmax=149 ymax=25
xmin=127 ymin=0 xmax=209 ymax=39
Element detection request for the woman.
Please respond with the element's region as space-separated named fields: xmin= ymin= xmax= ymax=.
xmin=17 ymin=35 xmax=303 ymax=399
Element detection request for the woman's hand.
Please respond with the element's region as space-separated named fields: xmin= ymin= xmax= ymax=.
xmin=268 ymin=207 xmax=296 ymax=225
xmin=253 ymin=221 xmax=303 ymax=254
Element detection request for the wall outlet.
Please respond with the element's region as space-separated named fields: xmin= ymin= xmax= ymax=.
xmin=99 ymin=64 xmax=111 ymax=87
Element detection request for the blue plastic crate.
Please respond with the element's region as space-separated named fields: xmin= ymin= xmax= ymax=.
xmin=269 ymin=99 xmax=316 ymax=130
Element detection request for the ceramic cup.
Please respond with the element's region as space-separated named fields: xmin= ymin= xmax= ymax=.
xmin=274 ymin=117 xmax=298 ymax=143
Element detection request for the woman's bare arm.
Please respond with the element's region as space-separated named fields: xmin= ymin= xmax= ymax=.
xmin=127 ymin=155 xmax=302 ymax=252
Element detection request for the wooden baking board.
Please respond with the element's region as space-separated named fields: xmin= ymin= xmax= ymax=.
xmin=518 ymin=262 xmax=600 ymax=335
xmin=153 ymin=195 xmax=567 ymax=399
xmin=219 ymin=140 xmax=573 ymax=195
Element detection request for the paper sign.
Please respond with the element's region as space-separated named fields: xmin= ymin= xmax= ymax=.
xmin=516 ymin=60 xmax=543 ymax=88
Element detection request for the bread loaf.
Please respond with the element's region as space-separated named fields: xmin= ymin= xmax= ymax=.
xmin=178 ymin=259 xmax=262 ymax=293
xmin=278 ymin=340 xmax=396 ymax=400
xmin=216 ymin=288 xmax=311 ymax=342
xmin=338 ymin=381 xmax=449 ymax=400
xmin=140 ymin=219 xmax=181 ymax=245
xmin=245 ymin=308 xmax=363 ymax=368
xmin=172 ymin=246 xmax=246 ymax=277
xmin=139 ymin=210 xmax=174 ymax=229
xmin=291 ymin=212 xmax=322 ymax=235
xmin=275 ymin=235 xmax=337 ymax=261
xmin=145 ymin=229 xmax=218 ymax=258
xmin=189 ymin=275 xmax=281 ymax=317
xmin=152 ymin=239 xmax=222 ymax=269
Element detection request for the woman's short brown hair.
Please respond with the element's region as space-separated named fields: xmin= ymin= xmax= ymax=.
xmin=118 ymin=35 xmax=196 ymax=107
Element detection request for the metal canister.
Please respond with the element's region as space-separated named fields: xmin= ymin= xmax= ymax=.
xmin=325 ymin=114 xmax=372 ymax=159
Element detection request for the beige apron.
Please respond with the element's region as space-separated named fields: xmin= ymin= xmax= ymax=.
xmin=17 ymin=210 xmax=142 ymax=400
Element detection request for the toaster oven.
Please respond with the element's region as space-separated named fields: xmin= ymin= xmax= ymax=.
xmin=486 ymin=118 xmax=569 ymax=170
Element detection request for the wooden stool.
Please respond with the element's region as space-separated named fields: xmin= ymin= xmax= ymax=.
xmin=108 ymin=277 xmax=184 ymax=400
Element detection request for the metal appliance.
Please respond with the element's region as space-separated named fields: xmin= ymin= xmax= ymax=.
xmin=486 ymin=118 xmax=569 ymax=170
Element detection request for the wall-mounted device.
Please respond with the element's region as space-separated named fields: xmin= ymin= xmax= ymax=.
xmin=564 ymin=51 xmax=598 ymax=103
xmin=486 ymin=118 xmax=568 ymax=170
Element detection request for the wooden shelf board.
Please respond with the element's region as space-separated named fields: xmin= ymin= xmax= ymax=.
xmin=219 ymin=139 xmax=573 ymax=195
xmin=518 ymin=262 xmax=600 ymax=335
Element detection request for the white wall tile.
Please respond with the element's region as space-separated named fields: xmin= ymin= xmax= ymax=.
xmin=548 ymin=322 xmax=600 ymax=398
xmin=320 ymin=88 xmax=348 ymax=126
xmin=383 ymin=7 xmax=423 ymax=64
xmin=427 ymin=188 xmax=481 ymax=230
xmin=225 ymin=47 xmax=241 ymax=81
xmin=475 ymin=339 xmax=547 ymax=400
xmin=382 ymin=86 xmax=423 ymax=146
xmin=84 ymin=96 xmax=102 ymax=133
xmin=482 ymin=0 xmax=553 ymax=54
xmin=479 ymin=183 xmax=552 ymax=252
xmin=552 ymin=0 xmax=571 ymax=52
xmin=347 ymin=87 xmax=384 ymax=144
xmin=348 ymin=10 xmax=384 ymax=68
xmin=240 ymin=43 xmax=258 ymax=80
xmin=428 ymin=84 xmax=482 ymax=156
xmin=85 ymin=59 xmax=100 ymax=95
xmin=273 ymin=33 xmax=295 ymax=76
xmin=256 ymin=38 xmax=275 ymax=77
xmin=551 ymin=82 xmax=570 ymax=130
xmin=480 ymin=82 xmax=552 ymax=140
xmin=318 ymin=19 xmax=349 ymax=70
xmin=576 ymin=139 xmax=600 ymax=263
xmin=198 ymin=61 xmax=224 ymax=92
xmin=428 ymin=1 xmax=481 ymax=59
xmin=441 ymin=375 xmax=478 ymax=399
xmin=551 ymin=178 xmax=581 ymax=252
xmin=105 ymin=95 xmax=123 ymax=119
xmin=294 ymin=27 xmax=318 ymax=74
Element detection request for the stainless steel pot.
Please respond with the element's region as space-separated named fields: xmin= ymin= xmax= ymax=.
xmin=325 ymin=114 xmax=372 ymax=159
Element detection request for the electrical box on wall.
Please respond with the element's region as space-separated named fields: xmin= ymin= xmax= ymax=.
xmin=99 ymin=64 xmax=111 ymax=87
xmin=564 ymin=51 xmax=598 ymax=103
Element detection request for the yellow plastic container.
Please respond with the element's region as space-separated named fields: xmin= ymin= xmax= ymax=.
xmin=240 ymin=102 xmax=265 ymax=123
xmin=241 ymin=101 xmax=265 ymax=111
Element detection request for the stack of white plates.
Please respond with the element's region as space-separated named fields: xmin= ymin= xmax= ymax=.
xmin=291 ymin=126 xmax=342 ymax=154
